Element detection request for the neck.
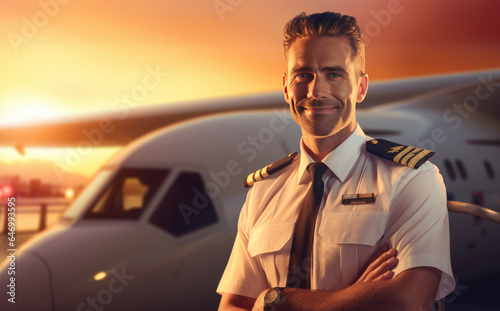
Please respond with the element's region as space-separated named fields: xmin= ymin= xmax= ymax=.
xmin=302 ymin=123 xmax=356 ymax=162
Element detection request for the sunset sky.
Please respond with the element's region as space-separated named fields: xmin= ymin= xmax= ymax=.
xmin=0 ymin=0 xmax=499 ymax=183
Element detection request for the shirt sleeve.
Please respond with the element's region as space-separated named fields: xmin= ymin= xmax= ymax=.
xmin=382 ymin=163 xmax=456 ymax=300
xmin=216 ymin=188 xmax=268 ymax=298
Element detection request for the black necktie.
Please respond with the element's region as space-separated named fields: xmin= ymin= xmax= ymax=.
xmin=287 ymin=162 xmax=328 ymax=289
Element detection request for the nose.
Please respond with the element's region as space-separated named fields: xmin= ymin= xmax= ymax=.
xmin=307 ymin=75 xmax=329 ymax=99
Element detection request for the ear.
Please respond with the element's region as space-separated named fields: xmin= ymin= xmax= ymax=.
xmin=356 ymin=73 xmax=369 ymax=103
xmin=282 ymin=73 xmax=290 ymax=103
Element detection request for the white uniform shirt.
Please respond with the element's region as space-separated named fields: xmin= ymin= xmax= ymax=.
xmin=217 ymin=125 xmax=455 ymax=300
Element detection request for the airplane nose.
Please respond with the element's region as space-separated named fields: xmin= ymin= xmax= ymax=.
xmin=0 ymin=251 xmax=54 ymax=311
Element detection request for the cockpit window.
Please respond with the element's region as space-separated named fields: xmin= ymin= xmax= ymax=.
xmin=149 ymin=171 xmax=218 ymax=236
xmin=63 ymin=170 xmax=112 ymax=219
xmin=123 ymin=177 xmax=150 ymax=211
xmin=84 ymin=168 xmax=169 ymax=219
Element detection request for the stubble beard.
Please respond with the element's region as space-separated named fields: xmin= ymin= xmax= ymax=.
xmin=294 ymin=97 xmax=343 ymax=139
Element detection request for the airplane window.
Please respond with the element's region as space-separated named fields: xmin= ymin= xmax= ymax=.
xmin=149 ymin=172 xmax=218 ymax=237
xmin=84 ymin=168 xmax=169 ymax=219
xmin=123 ymin=178 xmax=149 ymax=211
xmin=63 ymin=170 xmax=112 ymax=219
xmin=455 ymin=159 xmax=468 ymax=180
xmin=484 ymin=160 xmax=495 ymax=180
xmin=443 ymin=159 xmax=456 ymax=181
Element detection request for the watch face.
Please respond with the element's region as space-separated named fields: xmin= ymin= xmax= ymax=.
xmin=263 ymin=289 xmax=279 ymax=305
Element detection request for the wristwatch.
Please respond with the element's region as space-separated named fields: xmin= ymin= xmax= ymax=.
xmin=263 ymin=287 xmax=285 ymax=311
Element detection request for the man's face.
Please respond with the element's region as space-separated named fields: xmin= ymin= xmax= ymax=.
xmin=283 ymin=36 xmax=368 ymax=140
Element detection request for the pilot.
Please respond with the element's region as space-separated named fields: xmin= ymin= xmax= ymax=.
xmin=217 ymin=12 xmax=455 ymax=311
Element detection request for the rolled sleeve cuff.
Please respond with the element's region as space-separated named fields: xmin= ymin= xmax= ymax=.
xmin=393 ymin=253 xmax=456 ymax=300
xmin=216 ymin=281 xmax=263 ymax=299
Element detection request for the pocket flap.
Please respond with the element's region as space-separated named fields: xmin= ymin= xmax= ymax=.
xmin=319 ymin=212 xmax=386 ymax=245
xmin=248 ymin=223 xmax=295 ymax=257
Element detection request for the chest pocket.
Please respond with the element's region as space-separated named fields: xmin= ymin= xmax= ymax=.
xmin=248 ymin=223 xmax=295 ymax=287
xmin=248 ymin=223 xmax=295 ymax=257
xmin=318 ymin=212 xmax=386 ymax=245
xmin=318 ymin=212 xmax=387 ymax=289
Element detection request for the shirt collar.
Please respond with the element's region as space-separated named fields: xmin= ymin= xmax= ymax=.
xmin=298 ymin=124 xmax=366 ymax=184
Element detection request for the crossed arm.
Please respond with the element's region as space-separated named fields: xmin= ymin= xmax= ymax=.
xmin=218 ymin=247 xmax=442 ymax=311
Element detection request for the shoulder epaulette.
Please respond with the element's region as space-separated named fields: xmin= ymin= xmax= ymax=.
xmin=244 ymin=152 xmax=298 ymax=188
xmin=366 ymin=139 xmax=435 ymax=169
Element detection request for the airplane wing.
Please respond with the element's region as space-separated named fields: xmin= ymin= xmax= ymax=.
xmin=372 ymin=69 xmax=500 ymax=146
xmin=0 ymin=93 xmax=287 ymax=149
xmin=361 ymin=68 xmax=500 ymax=114
xmin=373 ymin=69 xmax=500 ymax=115
xmin=1 ymin=69 xmax=498 ymax=150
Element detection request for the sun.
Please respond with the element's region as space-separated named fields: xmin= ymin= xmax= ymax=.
xmin=1 ymin=95 xmax=65 ymax=126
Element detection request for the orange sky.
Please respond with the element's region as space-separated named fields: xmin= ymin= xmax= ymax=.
xmin=0 ymin=0 xmax=499 ymax=180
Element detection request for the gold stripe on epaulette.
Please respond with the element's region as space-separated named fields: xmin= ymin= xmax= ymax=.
xmin=252 ymin=171 xmax=261 ymax=182
xmin=245 ymin=174 xmax=254 ymax=186
xmin=393 ymin=146 xmax=414 ymax=163
xmin=408 ymin=149 xmax=431 ymax=168
xmin=401 ymin=148 xmax=421 ymax=166
xmin=261 ymin=166 xmax=270 ymax=178
xmin=253 ymin=166 xmax=267 ymax=182
xmin=244 ymin=152 xmax=298 ymax=188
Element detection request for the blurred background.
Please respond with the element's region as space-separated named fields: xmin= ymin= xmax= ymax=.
xmin=1 ymin=0 xmax=499 ymax=186
xmin=0 ymin=1 xmax=499 ymax=309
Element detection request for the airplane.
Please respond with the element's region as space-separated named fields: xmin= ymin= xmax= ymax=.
xmin=0 ymin=69 xmax=499 ymax=311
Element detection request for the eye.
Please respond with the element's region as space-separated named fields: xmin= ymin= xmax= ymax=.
xmin=295 ymin=73 xmax=313 ymax=82
xmin=327 ymin=72 xmax=341 ymax=79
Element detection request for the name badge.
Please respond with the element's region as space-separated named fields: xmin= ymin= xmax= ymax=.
xmin=342 ymin=193 xmax=376 ymax=205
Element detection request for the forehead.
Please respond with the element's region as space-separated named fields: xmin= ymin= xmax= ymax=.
xmin=286 ymin=36 xmax=354 ymax=72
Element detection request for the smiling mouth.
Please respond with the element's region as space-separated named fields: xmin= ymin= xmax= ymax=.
xmin=303 ymin=106 xmax=338 ymax=113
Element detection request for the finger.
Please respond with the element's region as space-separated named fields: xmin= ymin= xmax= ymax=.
xmin=358 ymin=249 xmax=398 ymax=282
xmin=356 ymin=247 xmax=389 ymax=283
xmin=375 ymin=270 xmax=395 ymax=281
xmin=366 ymin=248 xmax=397 ymax=275
xmin=368 ymin=256 xmax=398 ymax=281
xmin=355 ymin=246 xmax=396 ymax=283
xmin=364 ymin=244 xmax=389 ymax=269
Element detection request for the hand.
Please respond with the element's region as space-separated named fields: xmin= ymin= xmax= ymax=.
xmin=250 ymin=290 xmax=266 ymax=311
xmin=355 ymin=244 xmax=398 ymax=284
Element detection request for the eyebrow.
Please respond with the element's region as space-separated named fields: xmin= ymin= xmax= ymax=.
xmin=291 ymin=66 xmax=349 ymax=76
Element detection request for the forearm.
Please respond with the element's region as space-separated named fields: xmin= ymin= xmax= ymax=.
xmin=276 ymin=282 xmax=406 ymax=311
xmin=275 ymin=268 xmax=440 ymax=311
xmin=219 ymin=293 xmax=256 ymax=311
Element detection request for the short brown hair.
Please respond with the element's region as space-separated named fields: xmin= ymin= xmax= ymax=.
xmin=283 ymin=12 xmax=365 ymax=75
